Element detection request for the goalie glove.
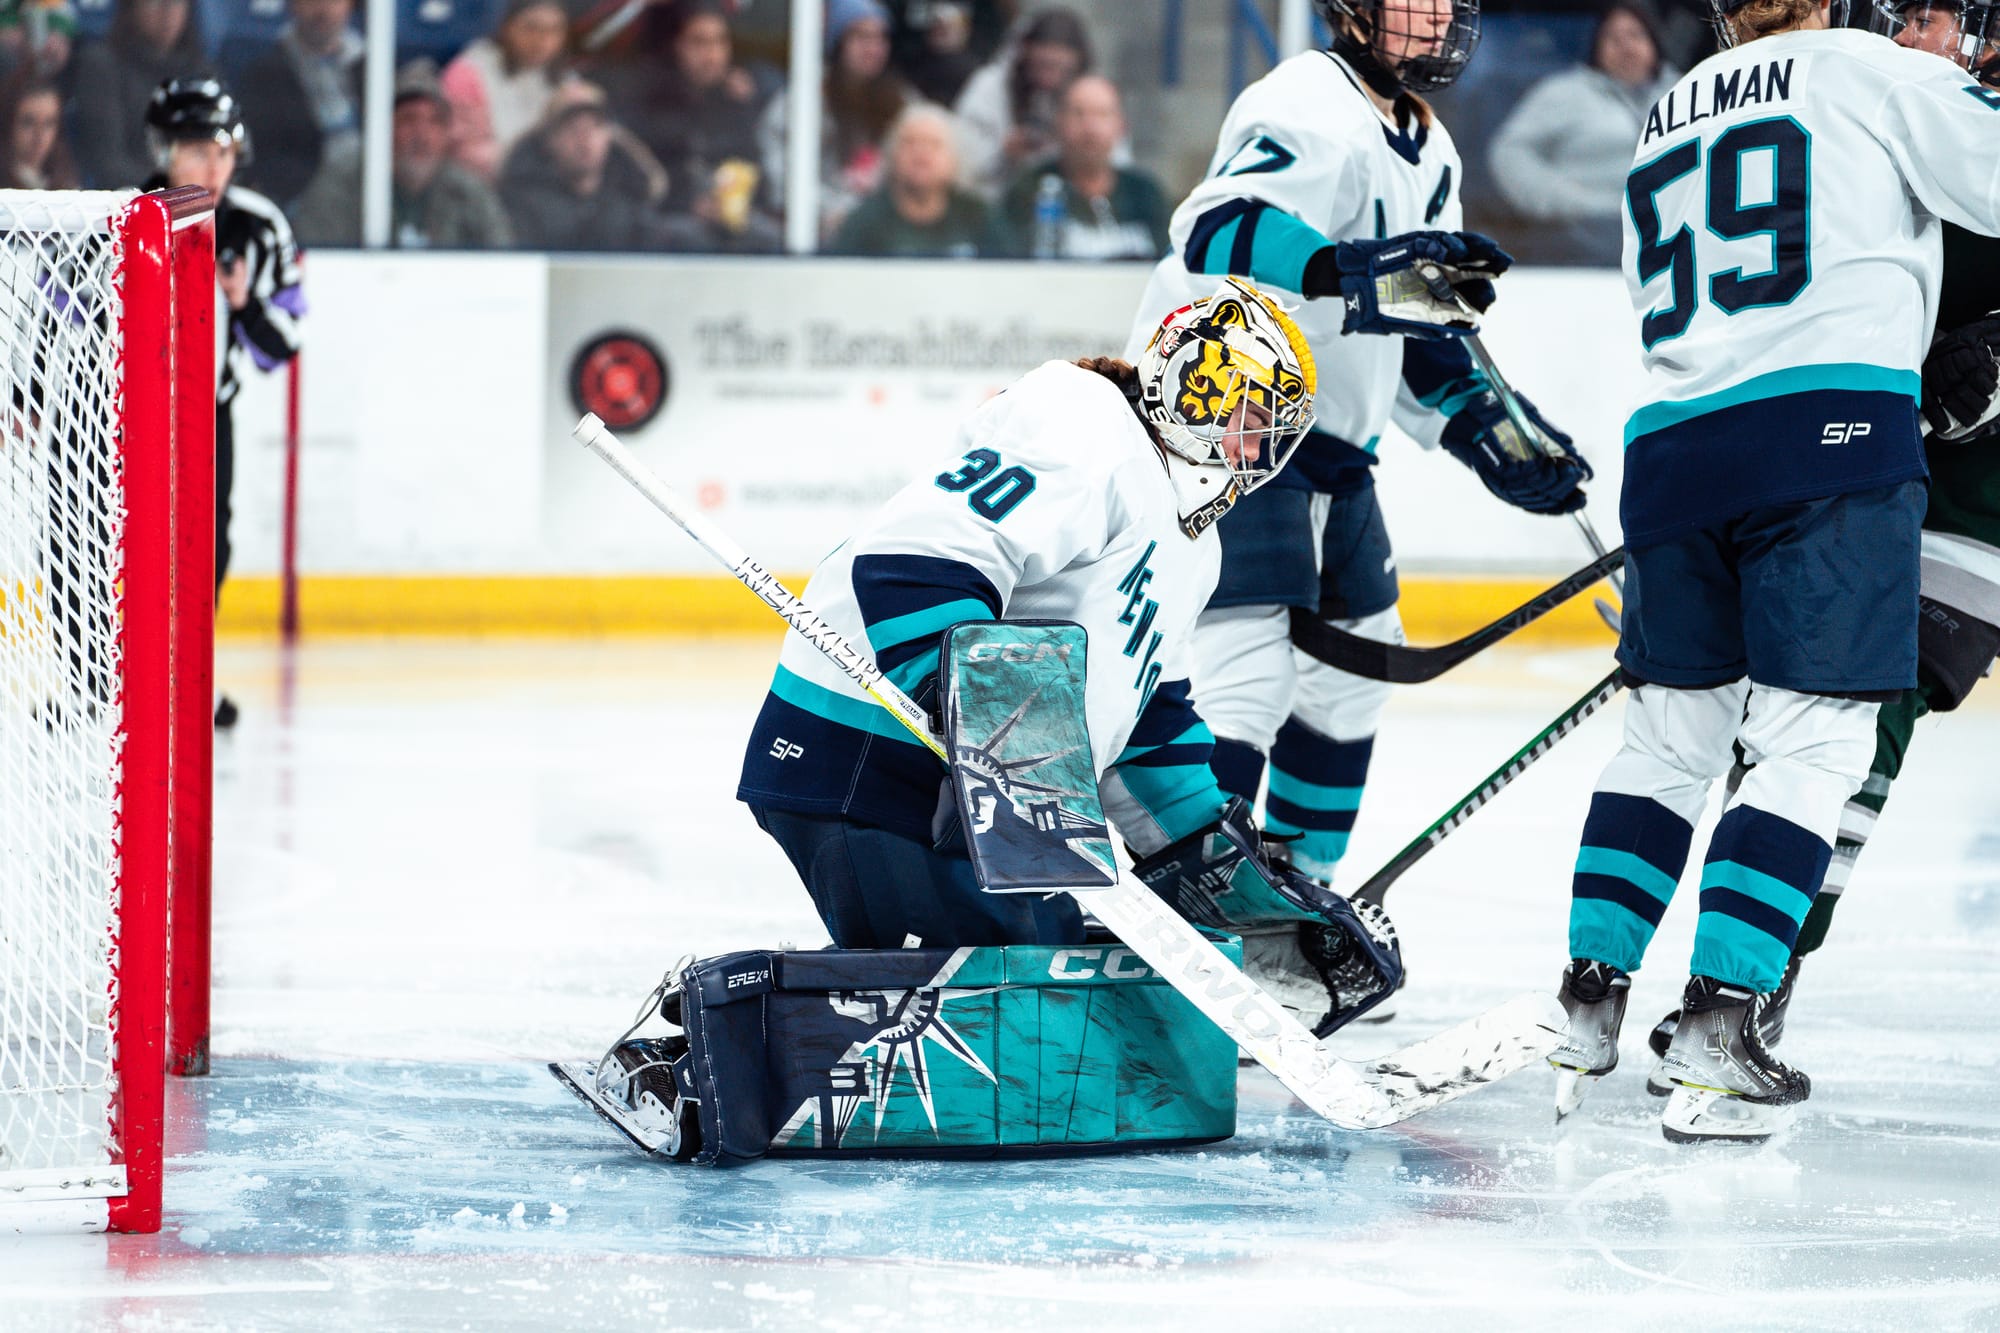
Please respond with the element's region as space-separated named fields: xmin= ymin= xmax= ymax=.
xmin=1923 ymin=314 xmax=2000 ymax=444
xmin=1130 ymin=797 xmax=1404 ymax=1031
xmin=1302 ymin=230 xmax=1512 ymax=341
xmin=1441 ymin=387 xmax=1592 ymax=515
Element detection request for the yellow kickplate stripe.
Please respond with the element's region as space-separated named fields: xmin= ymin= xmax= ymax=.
xmin=216 ymin=574 xmax=1623 ymax=642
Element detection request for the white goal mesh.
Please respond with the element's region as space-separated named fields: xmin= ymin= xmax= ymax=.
xmin=0 ymin=191 xmax=144 ymax=1208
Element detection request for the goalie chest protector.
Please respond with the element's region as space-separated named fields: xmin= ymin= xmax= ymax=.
xmin=669 ymin=935 xmax=1242 ymax=1164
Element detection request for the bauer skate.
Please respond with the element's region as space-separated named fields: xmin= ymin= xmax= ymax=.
xmin=1645 ymin=954 xmax=1800 ymax=1096
xmin=1656 ymin=975 xmax=1810 ymax=1145
xmin=1549 ymin=958 xmax=1629 ymax=1121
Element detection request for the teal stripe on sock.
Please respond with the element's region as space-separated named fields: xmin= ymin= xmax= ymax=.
xmin=770 ymin=665 xmax=925 ymax=745
xmin=1262 ymin=820 xmax=1349 ymax=872
xmin=1118 ymin=720 xmax=1213 ymax=761
xmin=1691 ymin=911 xmax=1791 ymax=993
xmin=1700 ymin=860 xmax=1814 ymax=923
xmin=1574 ymin=846 xmax=1678 ymax=905
xmin=866 ymin=598 xmax=994 ymax=657
xmin=1568 ymin=897 xmax=1654 ymax=976
xmin=1266 ymin=769 xmax=1364 ymax=812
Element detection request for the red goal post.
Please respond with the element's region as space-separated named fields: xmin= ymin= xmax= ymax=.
xmin=0 ymin=186 xmax=215 ymax=1234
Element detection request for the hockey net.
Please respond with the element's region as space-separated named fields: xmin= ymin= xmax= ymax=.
xmin=0 ymin=189 xmax=215 ymax=1234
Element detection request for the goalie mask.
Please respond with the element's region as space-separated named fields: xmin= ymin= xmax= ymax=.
xmin=1871 ymin=0 xmax=2000 ymax=80
xmin=1313 ymin=0 xmax=1482 ymax=95
xmin=1136 ymin=278 xmax=1318 ymax=540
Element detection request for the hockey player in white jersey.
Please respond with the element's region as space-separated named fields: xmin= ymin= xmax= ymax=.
xmin=736 ymin=277 xmax=1411 ymax=1033
xmin=1125 ymin=0 xmax=1595 ymax=959
xmin=1547 ymin=0 xmax=2000 ymax=1141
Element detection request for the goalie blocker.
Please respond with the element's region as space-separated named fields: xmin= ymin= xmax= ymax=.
xmin=552 ymin=935 xmax=1244 ymax=1164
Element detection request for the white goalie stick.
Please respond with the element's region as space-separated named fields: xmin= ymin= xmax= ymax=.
xmin=572 ymin=412 xmax=1564 ymax=1131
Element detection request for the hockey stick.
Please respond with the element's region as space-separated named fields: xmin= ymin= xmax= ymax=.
xmin=572 ymin=412 xmax=1564 ymax=1130
xmin=1288 ymin=547 xmax=1624 ymax=683
xmin=1352 ymin=666 xmax=1625 ymax=908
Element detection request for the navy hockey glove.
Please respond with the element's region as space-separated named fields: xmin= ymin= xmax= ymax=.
xmin=1302 ymin=230 xmax=1512 ymax=340
xmin=1130 ymin=797 xmax=1403 ymax=1031
xmin=1441 ymin=388 xmax=1592 ymax=515
xmin=1923 ymin=314 xmax=2000 ymax=443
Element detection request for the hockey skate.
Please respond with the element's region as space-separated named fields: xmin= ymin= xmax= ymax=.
xmin=1644 ymin=954 xmax=1800 ymax=1096
xmin=1656 ymin=975 xmax=1810 ymax=1145
xmin=550 ymin=1035 xmax=702 ymax=1160
xmin=1548 ymin=958 xmax=1629 ymax=1120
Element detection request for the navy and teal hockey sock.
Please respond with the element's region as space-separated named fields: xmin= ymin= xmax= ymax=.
xmin=1208 ymin=737 xmax=1268 ymax=805
xmin=1691 ymin=804 xmax=1831 ymax=993
xmin=1263 ymin=720 xmax=1371 ymax=883
xmin=1569 ymin=791 xmax=1696 ymax=975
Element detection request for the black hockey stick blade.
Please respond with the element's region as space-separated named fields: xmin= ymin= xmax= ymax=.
xmin=1288 ymin=548 xmax=1625 ymax=683
xmin=1352 ymin=667 xmax=1626 ymax=907
xmin=549 ymin=1060 xmax=675 ymax=1157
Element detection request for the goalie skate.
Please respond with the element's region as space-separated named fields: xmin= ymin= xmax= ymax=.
xmin=549 ymin=1037 xmax=700 ymax=1160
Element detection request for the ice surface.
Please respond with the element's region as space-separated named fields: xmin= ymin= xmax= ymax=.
xmin=4 ymin=640 xmax=1998 ymax=1330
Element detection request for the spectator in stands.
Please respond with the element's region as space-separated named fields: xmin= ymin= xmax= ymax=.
xmin=70 ymin=0 xmax=206 ymax=187
xmin=0 ymin=0 xmax=74 ymax=81
xmin=886 ymin=0 xmax=991 ymax=105
xmin=1486 ymin=2 xmax=1678 ymax=265
xmin=829 ymin=101 xmax=1000 ymax=257
xmin=439 ymin=0 xmax=571 ymax=185
xmin=999 ymin=74 xmax=1164 ymax=260
xmin=759 ymin=0 xmax=914 ymax=241
xmin=501 ymin=80 xmax=673 ymax=252
xmin=236 ymin=0 xmax=364 ymax=217
xmin=599 ymin=0 xmax=776 ymax=231
xmin=384 ymin=61 xmax=513 ymax=249
xmin=0 ymin=72 xmax=75 ymax=187
xmin=951 ymin=6 xmax=1091 ymax=199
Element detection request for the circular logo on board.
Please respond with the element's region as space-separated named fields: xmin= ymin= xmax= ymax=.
xmin=569 ymin=331 xmax=669 ymax=431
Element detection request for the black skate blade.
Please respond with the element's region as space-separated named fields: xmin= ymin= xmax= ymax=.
xmin=548 ymin=1060 xmax=674 ymax=1156
xmin=1661 ymin=1124 xmax=1772 ymax=1146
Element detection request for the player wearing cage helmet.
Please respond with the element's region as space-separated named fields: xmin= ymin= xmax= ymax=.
xmin=143 ymin=77 xmax=303 ymax=728
xmin=1125 ymin=0 xmax=1592 ymax=972
xmin=737 ymin=279 xmax=1400 ymax=1033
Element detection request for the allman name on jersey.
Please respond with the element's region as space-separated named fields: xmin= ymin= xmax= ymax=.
xmin=1643 ymin=58 xmax=1797 ymax=146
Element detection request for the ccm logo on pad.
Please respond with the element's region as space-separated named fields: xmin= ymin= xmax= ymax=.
xmin=1821 ymin=421 xmax=1873 ymax=445
xmin=966 ymin=641 xmax=1074 ymax=663
xmin=1048 ymin=946 xmax=1153 ymax=981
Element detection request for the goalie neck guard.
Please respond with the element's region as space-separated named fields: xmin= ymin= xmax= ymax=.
xmin=1313 ymin=0 xmax=1481 ymax=96
xmin=1135 ymin=277 xmax=1318 ymax=540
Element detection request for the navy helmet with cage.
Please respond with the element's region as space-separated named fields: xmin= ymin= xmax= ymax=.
xmin=1312 ymin=0 xmax=1481 ymax=96
xmin=144 ymin=78 xmax=253 ymax=169
xmin=1871 ymin=0 xmax=2000 ymax=80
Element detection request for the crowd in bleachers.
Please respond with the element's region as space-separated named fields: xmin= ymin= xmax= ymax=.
xmin=0 ymin=0 xmax=1180 ymax=258
xmin=0 ymin=0 xmax=1893 ymax=263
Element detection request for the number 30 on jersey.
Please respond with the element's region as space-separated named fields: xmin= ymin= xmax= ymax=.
xmin=936 ymin=448 xmax=1037 ymax=521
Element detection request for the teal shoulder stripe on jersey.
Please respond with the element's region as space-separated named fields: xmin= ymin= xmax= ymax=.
xmin=1266 ymin=768 xmax=1364 ymax=812
xmin=1623 ymin=364 xmax=1921 ymax=446
xmin=867 ymin=598 xmax=995 ymax=655
xmin=1700 ymin=859 xmax=1813 ymax=917
xmin=1574 ymin=845 xmax=1678 ymax=904
xmin=770 ymin=665 xmax=925 ymax=745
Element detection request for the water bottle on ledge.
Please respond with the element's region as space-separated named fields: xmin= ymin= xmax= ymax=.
xmin=1031 ymin=174 xmax=1066 ymax=261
